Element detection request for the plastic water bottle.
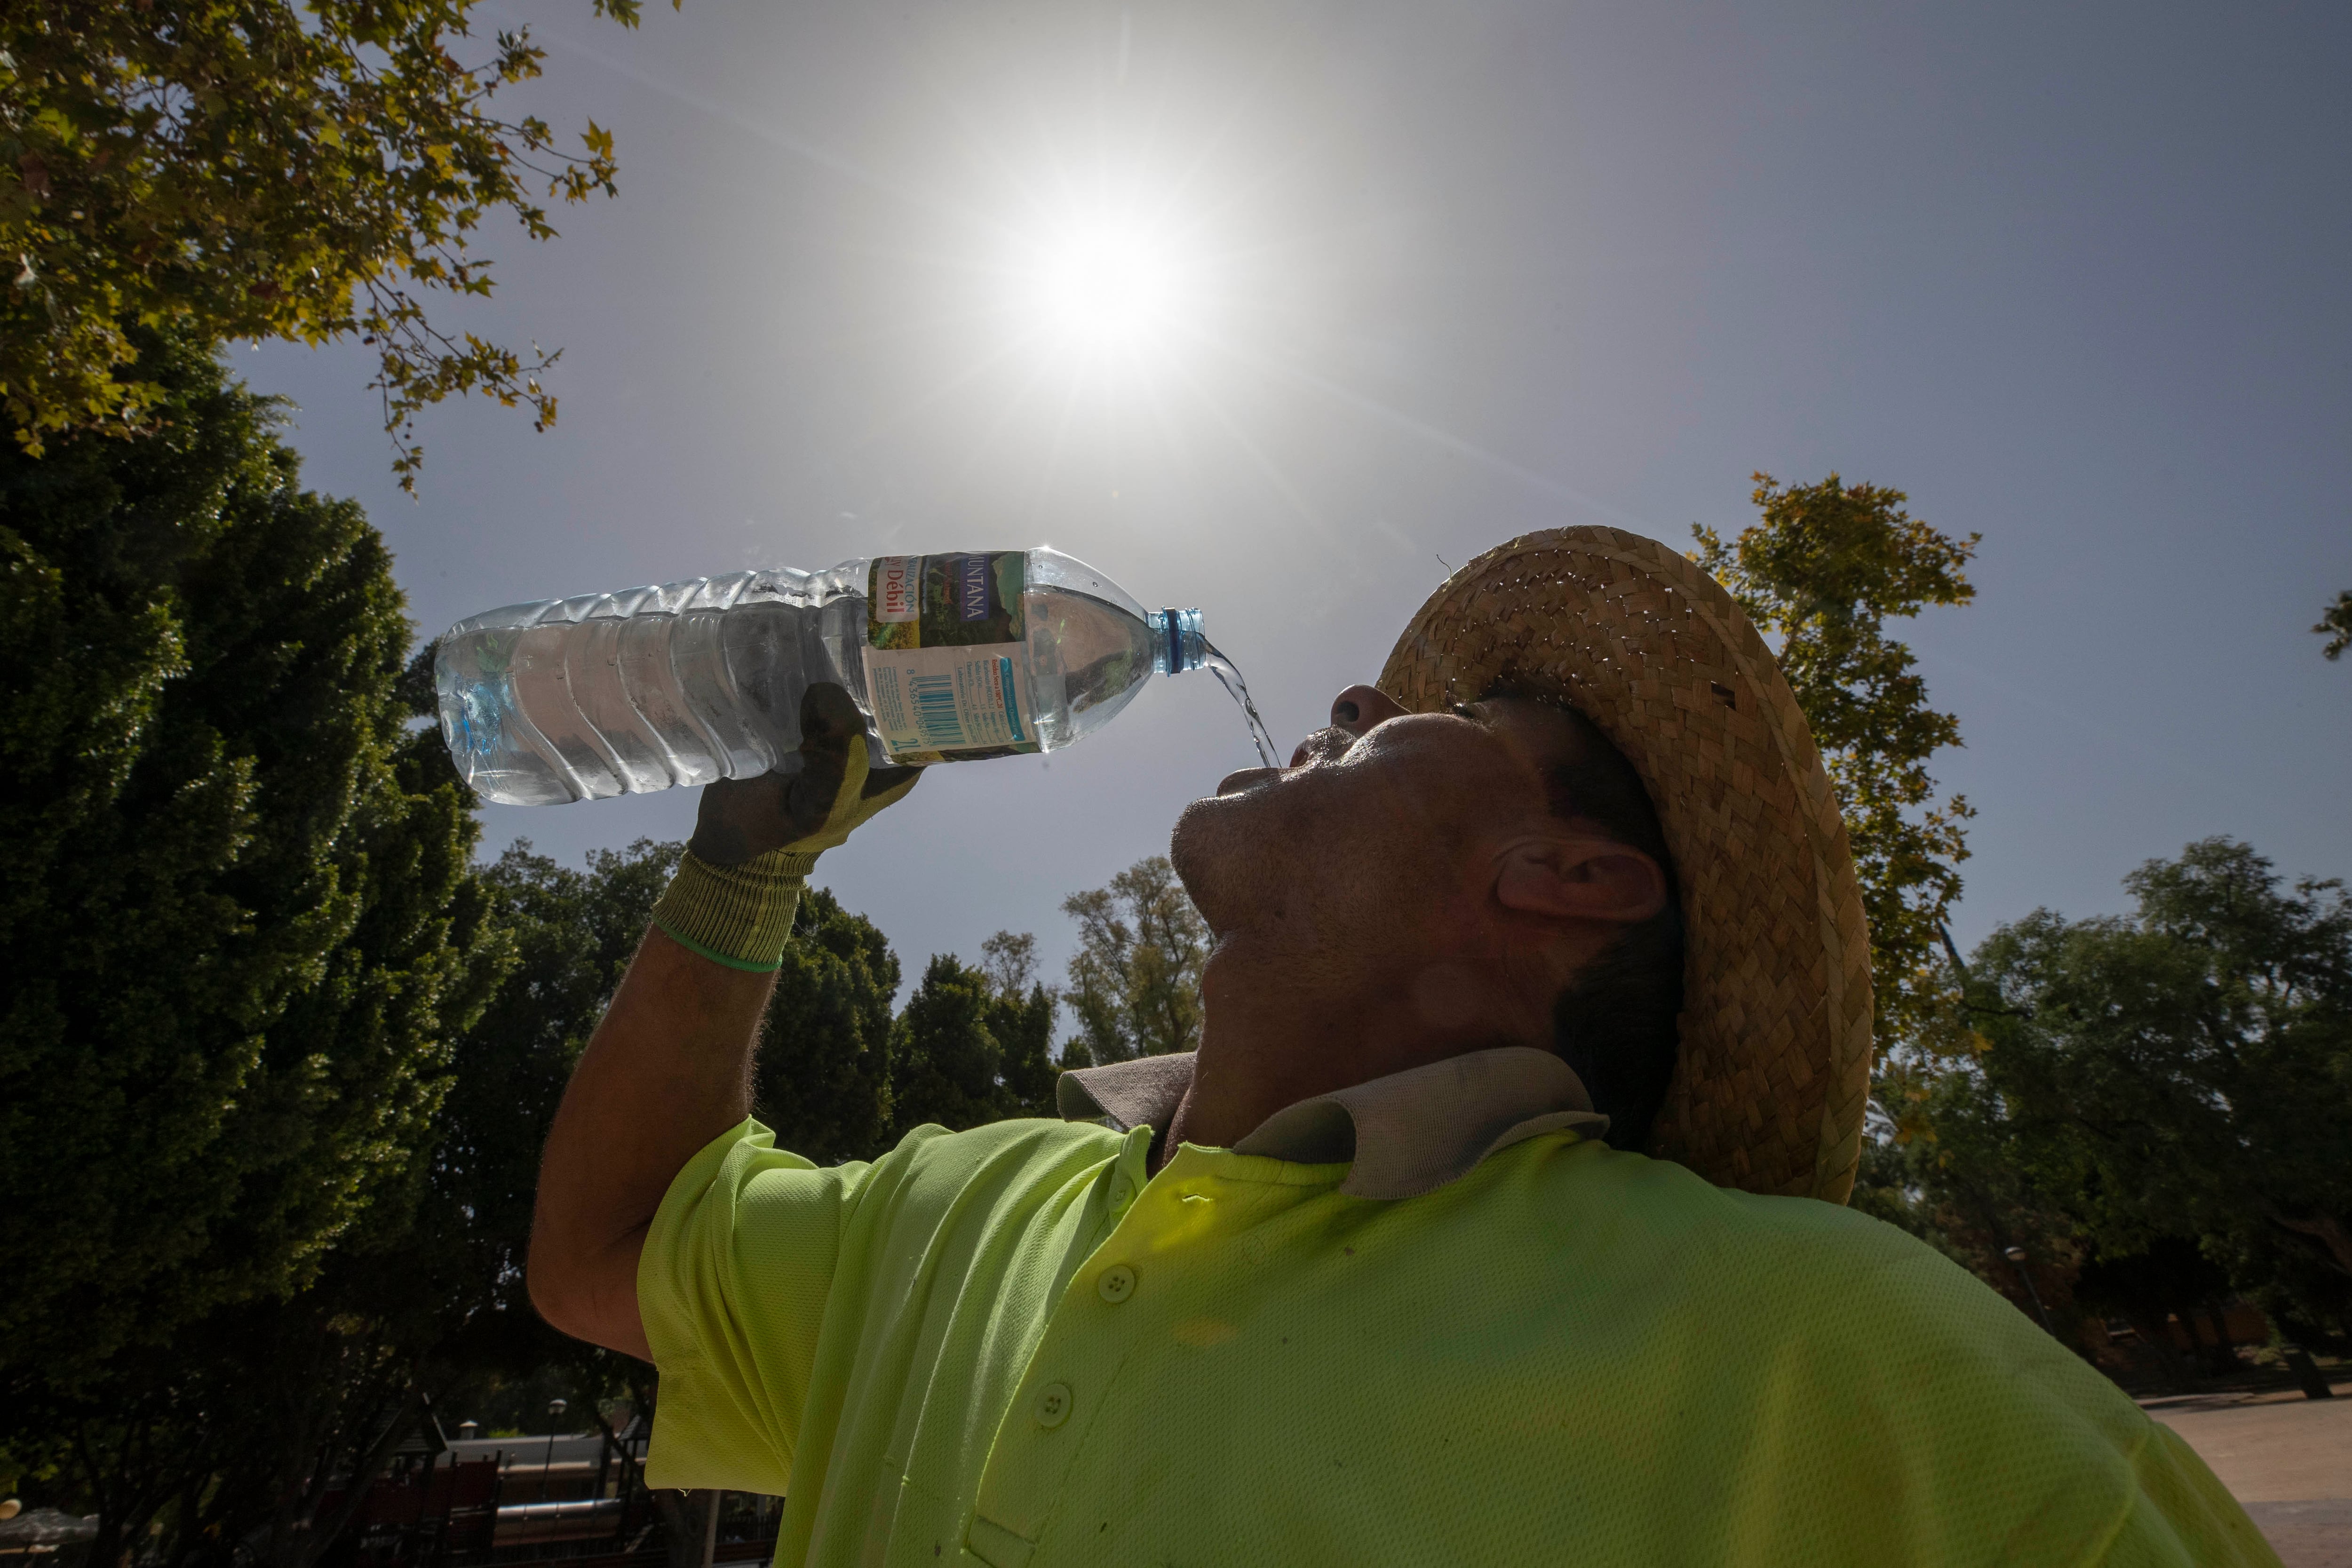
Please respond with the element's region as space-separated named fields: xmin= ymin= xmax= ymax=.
xmin=434 ymin=548 xmax=1272 ymax=807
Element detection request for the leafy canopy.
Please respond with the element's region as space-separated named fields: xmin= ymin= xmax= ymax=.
xmin=887 ymin=953 xmax=1060 ymax=1139
xmin=1859 ymin=841 xmax=2352 ymax=1353
xmin=8 ymin=835 xmax=682 ymax=1568
xmin=452 ymin=837 xmax=683 ymax=1270
xmin=753 ymin=885 xmax=900 ymax=1164
xmin=1693 ymin=473 xmax=1979 ymax=1047
xmin=0 ymin=329 xmax=498 ymax=1396
xmin=1060 ymin=856 xmax=1208 ymax=1064
xmin=0 ymin=0 xmax=667 ymax=486
xmin=1966 ymin=838 xmax=2352 ymax=1297
xmin=2318 ymin=589 xmax=2352 ymax=661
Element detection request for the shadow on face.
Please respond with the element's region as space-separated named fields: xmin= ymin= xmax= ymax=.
xmin=1169 ymin=679 xmax=1685 ymax=1147
xmin=1171 ymin=683 xmax=1596 ymax=940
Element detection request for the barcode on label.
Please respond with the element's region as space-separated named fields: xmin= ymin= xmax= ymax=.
xmin=910 ymin=673 xmax=965 ymax=746
xmin=860 ymin=644 xmax=1036 ymax=761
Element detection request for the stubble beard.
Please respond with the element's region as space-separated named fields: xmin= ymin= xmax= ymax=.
xmin=1168 ymin=792 xmax=1247 ymax=937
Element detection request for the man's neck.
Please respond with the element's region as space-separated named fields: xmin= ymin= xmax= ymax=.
xmin=1160 ymin=945 xmax=1527 ymax=1165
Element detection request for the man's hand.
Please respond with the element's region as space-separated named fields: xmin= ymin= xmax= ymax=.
xmin=688 ymin=682 xmax=924 ymax=868
xmin=526 ymin=683 xmax=922 ymax=1359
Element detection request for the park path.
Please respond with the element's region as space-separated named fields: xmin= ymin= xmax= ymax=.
xmin=2146 ymin=1382 xmax=2352 ymax=1568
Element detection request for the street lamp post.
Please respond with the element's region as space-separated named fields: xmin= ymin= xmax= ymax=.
xmin=540 ymin=1397 xmax=569 ymax=1541
xmin=2004 ymin=1246 xmax=2057 ymax=1336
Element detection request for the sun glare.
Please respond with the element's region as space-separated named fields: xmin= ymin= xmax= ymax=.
xmin=1009 ymin=212 xmax=1204 ymax=366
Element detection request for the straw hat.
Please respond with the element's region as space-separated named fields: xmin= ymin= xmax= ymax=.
xmin=1377 ymin=526 xmax=1874 ymax=1202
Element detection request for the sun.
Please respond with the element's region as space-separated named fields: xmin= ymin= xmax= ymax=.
xmin=1008 ymin=210 xmax=1205 ymax=365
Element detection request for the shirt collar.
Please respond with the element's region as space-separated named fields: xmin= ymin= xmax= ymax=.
xmin=1055 ymin=1046 xmax=1608 ymax=1201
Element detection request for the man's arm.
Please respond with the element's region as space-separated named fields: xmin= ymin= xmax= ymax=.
xmin=527 ymin=930 xmax=773 ymax=1359
xmin=526 ymin=683 xmax=921 ymax=1359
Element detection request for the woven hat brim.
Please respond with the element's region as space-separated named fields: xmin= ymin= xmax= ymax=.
xmin=1377 ymin=527 xmax=1873 ymax=1202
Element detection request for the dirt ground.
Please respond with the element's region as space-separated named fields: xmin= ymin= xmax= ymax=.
xmin=2145 ymin=1379 xmax=2352 ymax=1568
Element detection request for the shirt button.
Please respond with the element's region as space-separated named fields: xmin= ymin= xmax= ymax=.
xmin=1034 ymin=1382 xmax=1073 ymax=1428
xmin=1097 ymin=1264 xmax=1138 ymax=1304
xmin=1110 ymin=1177 xmax=1135 ymax=1208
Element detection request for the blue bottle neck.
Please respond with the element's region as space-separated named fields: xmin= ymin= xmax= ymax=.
xmin=1147 ymin=608 xmax=1207 ymax=675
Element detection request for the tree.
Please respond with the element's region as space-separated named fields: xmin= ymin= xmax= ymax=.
xmin=980 ymin=929 xmax=1042 ymax=999
xmin=1878 ymin=1064 xmax=2086 ymax=1331
xmin=752 ymin=886 xmax=899 ymax=1163
xmin=0 ymin=329 xmax=499 ymax=1402
xmin=1060 ymin=856 xmax=1208 ymax=1064
xmin=1966 ymin=839 xmax=2352 ymax=1324
xmin=1693 ymin=474 xmax=1979 ymax=1050
xmin=444 ymin=837 xmax=683 ymax=1290
xmin=191 ymin=835 xmax=683 ymax=1568
xmin=48 ymin=1267 xmax=459 ymax=1568
xmin=986 ymin=946 xmax=1062 ymax=1123
xmin=890 ymin=956 xmax=1014 ymax=1136
xmin=0 ymin=0 xmax=669 ymax=486
xmin=2318 ymin=589 xmax=2352 ymax=661
xmin=287 ymin=834 xmax=683 ymax=1568
xmin=1874 ymin=1027 xmax=2285 ymax=1383
xmin=977 ymin=929 xmax=1059 ymax=1114
xmin=7 ymin=833 xmax=685 ymax=1568
xmin=0 ymin=333 xmax=515 ymax=1566
xmin=887 ymin=950 xmax=1060 ymax=1138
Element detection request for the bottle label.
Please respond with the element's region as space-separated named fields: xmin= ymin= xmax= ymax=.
xmin=872 ymin=557 xmax=921 ymax=624
xmin=863 ymin=552 xmax=1041 ymax=762
xmin=867 ymin=552 xmax=1025 ymax=648
xmin=862 ymin=645 xmax=1038 ymax=762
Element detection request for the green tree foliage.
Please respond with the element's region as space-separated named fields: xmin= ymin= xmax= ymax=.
xmin=1963 ymin=839 xmax=2352 ymax=1312
xmin=1060 ymin=856 xmax=1208 ymax=1064
xmin=980 ymin=929 xmax=1043 ymax=999
xmin=0 ymin=330 xmax=498 ymax=1400
xmin=1860 ymin=1064 xmax=2089 ymax=1340
xmin=1693 ymin=474 xmax=1979 ymax=1049
xmin=753 ymin=886 xmax=898 ymax=1162
xmin=2318 ymin=589 xmax=2352 ymax=661
xmin=0 ymin=0 xmax=669 ymax=484
xmin=887 ymin=950 xmax=1060 ymax=1138
xmin=1834 ymin=841 xmax=2352 ymax=1363
xmin=1875 ymin=1081 xmax=2259 ymax=1384
xmin=43 ymin=1274 xmax=455 ymax=1568
xmin=8 ymin=835 xmax=686 ymax=1567
xmin=450 ymin=837 xmax=682 ymax=1284
xmin=991 ymin=960 xmax=1062 ymax=1122
xmin=979 ymin=929 xmax=1061 ymax=1115
xmin=1884 ymin=1078 xmax=2330 ymax=1381
xmin=889 ymin=956 xmax=1015 ymax=1134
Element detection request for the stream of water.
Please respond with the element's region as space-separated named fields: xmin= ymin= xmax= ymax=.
xmin=1198 ymin=639 xmax=1282 ymax=769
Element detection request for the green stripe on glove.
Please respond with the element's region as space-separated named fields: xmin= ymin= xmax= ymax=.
xmin=651 ymin=852 xmax=809 ymax=972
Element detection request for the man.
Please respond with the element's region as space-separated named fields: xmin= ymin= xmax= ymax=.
xmin=530 ymin=529 xmax=2275 ymax=1566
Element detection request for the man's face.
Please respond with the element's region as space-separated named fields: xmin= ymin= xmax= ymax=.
xmin=1170 ymin=684 xmax=1583 ymax=958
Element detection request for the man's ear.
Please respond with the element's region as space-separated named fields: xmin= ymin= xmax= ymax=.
xmin=1493 ymin=835 xmax=1669 ymax=925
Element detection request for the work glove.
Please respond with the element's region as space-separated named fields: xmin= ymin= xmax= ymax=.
xmin=651 ymin=683 xmax=923 ymax=971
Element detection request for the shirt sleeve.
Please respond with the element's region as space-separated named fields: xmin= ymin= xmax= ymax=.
xmin=1699 ymin=1187 xmax=2284 ymax=1568
xmin=2096 ymin=1421 xmax=2284 ymax=1568
xmin=636 ymin=1118 xmax=875 ymax=1495
xmin=1831 ymin=1242 xmax=2284 ymax=1568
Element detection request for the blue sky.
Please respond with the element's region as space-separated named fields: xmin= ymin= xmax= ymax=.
xmin=245 ymin=0 xmax=2352 ymax=994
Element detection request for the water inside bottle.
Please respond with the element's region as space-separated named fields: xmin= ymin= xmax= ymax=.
xmin=1198 ymin=639 xmax=1281 ymax=768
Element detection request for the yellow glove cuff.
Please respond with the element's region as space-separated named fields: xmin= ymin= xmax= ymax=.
xmin=651 ymin=851 xmax=807 ymax=972
xmin=656 ymin=727 xmax=923 ymax=972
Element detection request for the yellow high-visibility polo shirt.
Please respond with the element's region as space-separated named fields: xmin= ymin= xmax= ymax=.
xmin=638 ymin=1047 xmax=2275 ymax=1567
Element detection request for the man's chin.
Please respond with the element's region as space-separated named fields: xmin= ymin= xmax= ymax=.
xmin=1168 ymin=791 xmax=1256 ymax=933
